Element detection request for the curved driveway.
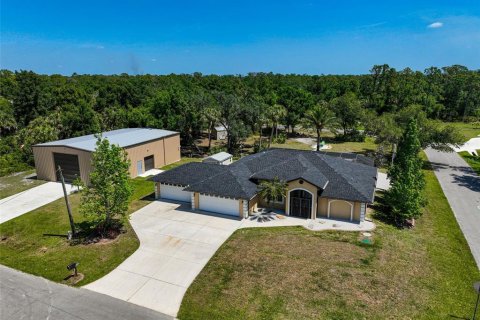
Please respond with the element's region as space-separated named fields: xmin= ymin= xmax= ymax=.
xmin=425 ymin=148 xmax=480 ymax=269
xmin=84 ymin=201 xmax=241 ymax=317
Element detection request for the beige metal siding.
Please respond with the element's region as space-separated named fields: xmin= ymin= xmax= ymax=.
xmin=125 ymin=139 xmax=166 ymax=177
xmin=163 ymin=134 xmax=181 ymax=165
xmin=32 ymin=146 xmax=93 ymax=185
xmin=124 ymin=134 xmax=180 ymax=177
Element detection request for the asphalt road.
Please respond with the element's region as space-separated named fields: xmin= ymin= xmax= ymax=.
xmin=0 ymin=265 xmax=172 ymax=320
xmin=425 ymin=148 xmax=480 ymax=269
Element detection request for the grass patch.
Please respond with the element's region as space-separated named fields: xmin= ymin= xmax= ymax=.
xmin=0 ymin=170 xmax=46 ymax=199
xmin=0 ymin=177 xmax=155 ymax=286
xmin=446 ymin=122 xmax=480 ymax=141
xmin=161 ymin=157 xmax=202 ymax=170
xmin=178 ymin=159 xmax=480 ymax=319
xmin=458 ymin=151 xmax=480 ymax=175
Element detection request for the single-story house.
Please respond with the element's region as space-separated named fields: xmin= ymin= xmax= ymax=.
xmin=33 ymin=128 xmax=180 ymax=183
xmin=212 ymin=125 xmax=228 ymax=140
xmin=152 ymin=148 xmax=377 ymax=222
xmin=202 ymin=152 xmax=233 ymax=165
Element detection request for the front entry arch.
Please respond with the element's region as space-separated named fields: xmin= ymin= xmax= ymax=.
xmin=289 ymin=189 xmax=313 ymax=218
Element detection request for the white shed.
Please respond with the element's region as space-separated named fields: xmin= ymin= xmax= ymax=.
xmin=202 ymin=152 xmax=233 ymax=165
xmin=213 ymin=125 xmax=228 ymax=140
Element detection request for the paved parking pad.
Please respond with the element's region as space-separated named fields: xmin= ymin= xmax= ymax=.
xmin=84 ymin=201 xmax=242 ymax=317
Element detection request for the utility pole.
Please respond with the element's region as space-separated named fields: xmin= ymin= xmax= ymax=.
xmin=58 ymin=166 xmax=75 ymax=238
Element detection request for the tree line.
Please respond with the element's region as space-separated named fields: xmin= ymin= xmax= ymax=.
xmin=0 ymin=64 xmax=478 ymax=175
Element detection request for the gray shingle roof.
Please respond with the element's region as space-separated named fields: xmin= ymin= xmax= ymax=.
xmin=34 ymin=128 xmax=178 ymax=152
xmin=151 ymin=148 xmax=377 ymax=203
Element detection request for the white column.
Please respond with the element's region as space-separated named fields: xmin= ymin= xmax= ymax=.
xmin=360 ymin=203 xmax=366 ymax=222
xmin=191 ymin=193 xmax=196 ymax=210
xmin=242 ymin=200 xmax=248 ymax=218
xmin=155 ymin=183 xmax=160 ymax=199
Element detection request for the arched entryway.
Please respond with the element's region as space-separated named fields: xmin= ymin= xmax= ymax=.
xmin=289 ymin=189 xmax=312 ymax=218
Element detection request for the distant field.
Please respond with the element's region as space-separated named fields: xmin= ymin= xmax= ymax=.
xmin=446 ymin=122 xmax=480 ymax=141
xmin=161 ymin=157 xmax=202 ymax=170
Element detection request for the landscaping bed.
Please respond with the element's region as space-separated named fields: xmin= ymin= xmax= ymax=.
xmin=178 ymin=164 xmax=480 ymax=319
xmin=0 ymin=177 xmax=154 ymax=286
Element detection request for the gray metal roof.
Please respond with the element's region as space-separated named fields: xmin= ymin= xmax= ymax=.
xmin=204 ymin=152 xmax=232 ymax=162
xmin=34 ymin=128 xmax=178 ymax=152
xmin=214 ymin=125 xmax=227 ymax=131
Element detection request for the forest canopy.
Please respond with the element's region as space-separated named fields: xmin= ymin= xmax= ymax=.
xmin=0 ymin=64 xmax=478 ymax=176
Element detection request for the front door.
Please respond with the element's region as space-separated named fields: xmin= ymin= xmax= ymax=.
xmin=289 ymin=190 xmax=312 ymax=218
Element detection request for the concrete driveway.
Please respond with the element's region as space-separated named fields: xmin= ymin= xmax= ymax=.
xmin=0 ymin=182 xmax=74 ymax=224
xmin=425 ymin=148 xmax=480 ymax=269
xmin=84 ymin=201 xmax=242 ymax=317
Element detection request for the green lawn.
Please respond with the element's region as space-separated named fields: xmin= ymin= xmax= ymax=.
xmin=0 ymin=170 xmax=47 ymax=199
xmin=178 ymin=159 xmax=480 ymax=319
xmin=161 ymin=157 xmax=202 ymax=170
xmin=459 ymin=151 xmax=480 ymax=175
xmin=0 ymin=177 xmax=154 ymax=286
xmin=446 ymin=122 xmax=480 ymax=141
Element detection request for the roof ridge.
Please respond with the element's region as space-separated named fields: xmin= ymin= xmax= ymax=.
xmin=315 ymin=153 xmax=370 ymax=201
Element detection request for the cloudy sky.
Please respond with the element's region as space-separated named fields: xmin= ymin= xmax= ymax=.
xmin=1 ymin=0 xmax=479 ymax=75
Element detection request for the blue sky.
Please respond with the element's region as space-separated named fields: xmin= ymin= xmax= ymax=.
xmin=1 ymin=0 xmax=479 ymax=75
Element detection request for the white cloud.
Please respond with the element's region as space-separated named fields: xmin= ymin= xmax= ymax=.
xmin=151 ymin=58 xmax=157 ymax=62
xmin=427 ymin=22 xmax=443 ymax=29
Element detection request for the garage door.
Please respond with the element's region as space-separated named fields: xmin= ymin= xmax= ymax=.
xmin=54 ymin=153 xmax=80 ymax=183
xmin=160 ymin=184 xmax=191 ymax=202
xmin=199 ymin=194 xmax=239 ymax=216
xmin=144 ymin=155 xmax=154 ymax=171
xmin=328 ymin=200 xmax=353 ymax=221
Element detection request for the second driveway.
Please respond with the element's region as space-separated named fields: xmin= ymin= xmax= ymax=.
xmin=84 ymin=201 xmax=242 ymax=317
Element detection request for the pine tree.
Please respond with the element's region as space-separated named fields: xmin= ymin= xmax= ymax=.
xmin=386 ymin=119 xmax=425 ymax=226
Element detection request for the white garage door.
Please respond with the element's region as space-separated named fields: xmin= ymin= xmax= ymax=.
xmin=199 ymin=194 xmax=239 ymax=216
xmin=160 ymin=184 xmax=191 ymax=202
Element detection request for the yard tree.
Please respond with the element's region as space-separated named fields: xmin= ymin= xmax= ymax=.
xmin=302 ymin=101 xmax=337 ymax=151
xmin=330 ymin=92 xmax=363 ymax=136
xmin=79 ymin=136 xmax=133 ymax=237
xmin=385 ymin=119 xmax=425 ymax=226
xmin=259 ymin=178 xmax=287 ymax=210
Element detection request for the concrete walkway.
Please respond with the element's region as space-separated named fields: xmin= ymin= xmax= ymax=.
xmin=0 ymin=182 xmax=74 ymax=224
xmin=425 ymin=148 xmax=480 ymax=269
xmin=0 ymin=265 xmax=171 ymax=320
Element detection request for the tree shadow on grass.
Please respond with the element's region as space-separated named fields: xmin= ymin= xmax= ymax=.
xmin=140 ymin=192 xmax=156 ymax=201
xmin=370 ymin=191 xmax=399 ymax=227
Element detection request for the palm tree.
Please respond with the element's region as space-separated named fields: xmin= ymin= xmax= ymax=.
xmin=259 ymin=177 xmax=287 ymax=211
xmin=303 ymin=102 xmax=337 ymax=151
xmin=266 ymin=104 xmax=287 ymax=147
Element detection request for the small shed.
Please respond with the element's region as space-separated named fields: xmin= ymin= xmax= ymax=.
xmin=212 ymin=125 xmax=228 ymax=140
xmin=202 ymin=152 xmax=233 ymax=165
